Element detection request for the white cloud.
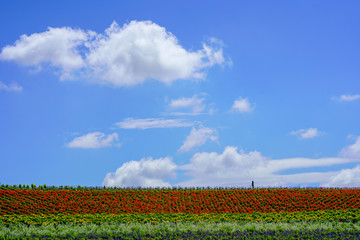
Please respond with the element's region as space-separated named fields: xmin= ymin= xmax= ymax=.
xmin=174 ymin=143 xmax=360 ymax=188
xmin=67 ymin=132 xmax=119 ymax=149
xmin=0 ymin=27 xmax=88 ymax=79
xmin=339 ymin=136 xmax=360 ymax=158
xmin=231 ymin=97 xmax=254 ymax=113
xmin=102 ymin=156 xmax=177 ymax=188
xmin=101 ymin=137 xmax=360 ymax=189
xmin=1 ymin=21 xmax=226 ymax=86
xmin=115 ymin=118 xmax=193 ymax=129
xmin=178 ymin=126 xmax=218 ymax=153
xmin=321 ymin=136 xmax=360 ymax=187
xmin=290 ymin=128 xmax=323 ymax=139
xmin=0 ymin=81 xmax=22 ymax=92
xmin=322 ymin=165 xmax=360 ymax=187
xmin=86 ymin=21 xmax=225 ymax=86
xmin=266 ymin=157 xmax=355 ymax=172
xmin=332 ymin=94 xmax=360 ymax=102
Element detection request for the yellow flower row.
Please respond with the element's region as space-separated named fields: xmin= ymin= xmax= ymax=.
xmin=1 ymin=209 xmax=360 ymax=226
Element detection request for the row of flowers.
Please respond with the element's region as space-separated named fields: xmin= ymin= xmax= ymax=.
xmin=1 ymin=209 xmax=360 ymax=226
xmin=1 ymin=188 xmax=360 ymax=215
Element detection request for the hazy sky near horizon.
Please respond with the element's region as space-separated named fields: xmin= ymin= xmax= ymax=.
xmin=1 ymin=1 xmax=360 ymax=188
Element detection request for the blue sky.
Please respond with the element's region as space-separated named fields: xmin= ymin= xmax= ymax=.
xmin=1 ymin=1 xmax=360 ymax=188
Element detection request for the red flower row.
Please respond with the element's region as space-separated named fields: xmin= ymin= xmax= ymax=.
xmin=1 ymin=188 xmax=360 ymax=215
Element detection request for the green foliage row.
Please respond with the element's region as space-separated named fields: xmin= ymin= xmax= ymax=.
xmin=1 ymin=209 xmax=360 ymax=226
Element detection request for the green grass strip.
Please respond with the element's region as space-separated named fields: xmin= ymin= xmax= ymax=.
xmin=1 ymin=221 xmax=360 ymax=238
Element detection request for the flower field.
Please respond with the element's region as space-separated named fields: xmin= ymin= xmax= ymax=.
xmin=2 ymin=186 xmax=360 ymax=215
xmin=1 ymin=185 xmax=360 ymax=239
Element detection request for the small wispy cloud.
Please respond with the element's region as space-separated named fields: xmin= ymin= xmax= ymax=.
xmin=67 ymin=132 xmax=120 ymax=149
xmin=115 ymin=118 xmax=193 ymax=129
xmin=167 ymin=93 xmax=216 ymax=115
xmin=0 ymin=81 xmax=23 ymax=92
xmin=290 ymin=128 xmax=324 ymax=139
xmin=178 ymin=126 xmax=218 ymax=153
xmin=169 ymin=94 xmax=205 ymax=113
xmin=332 ymin=94 xmax=360 ymax=102
xmin=231 ymin=97 xmax=255 ymax=113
